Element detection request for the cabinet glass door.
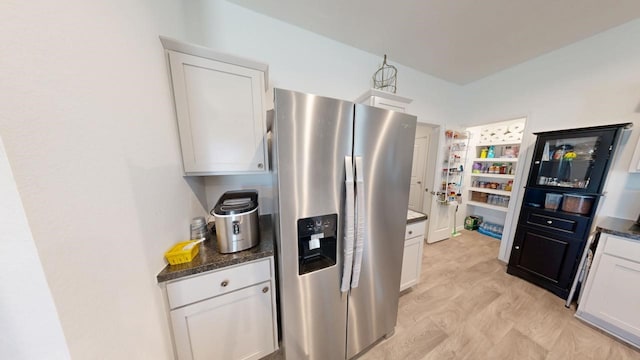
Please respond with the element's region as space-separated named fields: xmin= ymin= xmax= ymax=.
xmin=535 ymin=135 xmax=600 ymax=189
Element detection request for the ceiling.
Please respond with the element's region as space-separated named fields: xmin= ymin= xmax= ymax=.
xmin=228 ymin=0 xmax=640 ymax=84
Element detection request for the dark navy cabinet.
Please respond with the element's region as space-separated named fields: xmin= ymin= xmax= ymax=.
xmin=507 ymin=123 xmax=630 ymax=299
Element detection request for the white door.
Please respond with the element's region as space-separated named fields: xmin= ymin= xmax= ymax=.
xmin=427 ymin=127 xmax=451 ymax=243
xmin=427 ymin=202 xmax=453 ymax=243
xmin=408 ymin=136 xmax=429 ymax=211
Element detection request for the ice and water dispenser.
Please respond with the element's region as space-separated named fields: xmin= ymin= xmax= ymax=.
xmin=297 ymin=214 xmax=338 ymax=275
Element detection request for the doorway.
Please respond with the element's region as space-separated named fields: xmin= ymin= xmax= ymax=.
xmin=463 ymin=117 xmax=529 ymax=263
xmin=409 ymin=123 xmax=439 ymax=236
xmin=408 ymin=137 xmax=428 ymax=210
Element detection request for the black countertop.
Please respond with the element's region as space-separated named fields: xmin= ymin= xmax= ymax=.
xmin=157 ymin=215 xmax=274 ymax=283
xmin=158 ymin=209 xmax=427 ymax=283
xmin=596 ymin=216 xmax=640 ymax=241
xmin=407 ymin=209 xmax=428 ymax=224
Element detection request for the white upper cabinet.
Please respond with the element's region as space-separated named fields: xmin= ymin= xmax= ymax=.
xmin=161 ymin=36 xmax=269 ymax=175
xmin=355 ymin=89 xmax=412 ymax=113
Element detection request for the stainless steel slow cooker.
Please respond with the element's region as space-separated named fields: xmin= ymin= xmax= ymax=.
xmin=211 ymin=190 xmax=260 ymax=253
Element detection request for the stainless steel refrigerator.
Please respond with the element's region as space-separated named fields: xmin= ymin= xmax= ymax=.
xmin=271 ymin=89 xmax=417 ymax=359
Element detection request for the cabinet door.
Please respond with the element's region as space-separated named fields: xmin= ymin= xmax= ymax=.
xmin=527 ymin=128 xmax=616 ymax=193
xmin=581 ymin=253 xmax=640 ymax=339
xmin=170 ymin=281 xmax=275 ymax=360
xmin=168 ymin=51 xmax=266 ymax=174
xmin=508 ymin=226 xmax=585 ymax=297
xmin=511 ymin=228 xmax=569 ymax=283
xmin=400 ymin=236 xmax=423 ymax=291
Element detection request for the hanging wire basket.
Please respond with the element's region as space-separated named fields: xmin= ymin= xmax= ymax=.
xmin=372 ymin=54 xmax=397 ymax=93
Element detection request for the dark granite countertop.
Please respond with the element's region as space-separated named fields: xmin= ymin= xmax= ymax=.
xmin=407 ymin=209 xmax=428 ymax=224
xmin=596 ymin=216 xmax=640 ymax=241
xmin=157 ymin=215 xmax=275 ymax=283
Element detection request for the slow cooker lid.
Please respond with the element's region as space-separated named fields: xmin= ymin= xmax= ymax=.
xmin=220 ymin=198 xmax=254 ymax=212
xmin=213 ymin=190 xmax=259 ymax=215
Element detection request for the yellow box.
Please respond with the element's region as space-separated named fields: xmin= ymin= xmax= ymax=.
xmin=165 ymin=240 xmax=200 ymax=265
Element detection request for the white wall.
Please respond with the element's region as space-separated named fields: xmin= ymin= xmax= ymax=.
xmin=179 ymin=0 xmax=460 ymax=210
xmin=184 ymin=0 xmax=458 ymax=124
xmin=0 ymin=1 xmax=206 ymax=358
xmin=460 ymin=19 xmax=640 ymax=222
xmin=3 ymin=0 xmax=638 ymax=356
xmin=0 ymin=136 xmax=70 ymax=359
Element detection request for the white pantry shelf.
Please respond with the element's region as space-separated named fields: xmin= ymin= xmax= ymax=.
xmin=467 ymin=201 xmax=509 ymax=212
xmin=468 ymin=187 xmax=511 ymax=196
xmin=470 ymin=173 xmax=515 ymax=179
xmin=477 ymin=141 xmax=522 ymax=147
xmin=472 ymin=157 xmax=518 ymax=162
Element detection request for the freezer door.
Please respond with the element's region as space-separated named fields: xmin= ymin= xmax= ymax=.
xmin=347 ymin=105 xmax=417 ymax=358
xmin=272 ymin=89 xmax=354 ymax=360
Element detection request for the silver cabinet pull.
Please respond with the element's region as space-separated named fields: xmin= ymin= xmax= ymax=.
xmin=546 ymin=220 xmax=553 ymax=224
xmin=262 ymin=287 xmax=269 ymax=293
xmin=408 ymin=230 xmax=413 ymax=235
xmin=257 ymin=163 xmax=264 ymax=169
xmin=221 ymin=280 xmax=229 ymax=287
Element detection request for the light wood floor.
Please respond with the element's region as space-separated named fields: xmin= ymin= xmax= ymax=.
xmin=359 ymin=230 xmax=640 ymax=360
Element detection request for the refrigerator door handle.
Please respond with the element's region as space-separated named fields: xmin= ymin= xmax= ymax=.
xmin=341 ymin=156 xmax=356 ymax=293
xmin=351 ymin=156 xmax=365 ymax=288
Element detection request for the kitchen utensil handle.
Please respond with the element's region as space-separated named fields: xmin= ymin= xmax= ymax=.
xmin=351 ymin=156 xmax=365 ymax=289
xmin=341 ymin=156 xmax=356 ymax=293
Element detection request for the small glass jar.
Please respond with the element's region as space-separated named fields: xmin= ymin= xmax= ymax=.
xmin=190 ymin=216 xmax=209 ymax=241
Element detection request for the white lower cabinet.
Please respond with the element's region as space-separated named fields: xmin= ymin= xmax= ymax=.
xmin=576 ymin=234 xmax=640 ymax=348
xmin=400 ymin=220 xmax=426 ymax=291
xmin=165 ymin=258 xmax=278 ymax=360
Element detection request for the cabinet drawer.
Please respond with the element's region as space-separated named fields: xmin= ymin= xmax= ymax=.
xmin=602 ymin=235 xmax=640 ymax=263
xmin=406 ymin=221 xmax=425 ymax=240
xmin=167 ymin=258 xmax=272 ymax=309
xmin=526 ymin=212 xmax=577 ymax=233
